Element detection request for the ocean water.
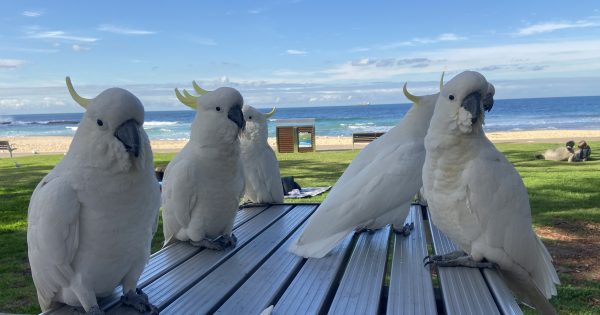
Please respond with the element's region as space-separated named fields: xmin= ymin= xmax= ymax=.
xmin=1 ymin=96 xmax=600 ymax=140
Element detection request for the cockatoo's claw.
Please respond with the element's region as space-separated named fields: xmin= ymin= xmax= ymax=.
xmin=191 ymin=234 xmax=237 ymax=250
xmin=393 ymin=222 xmax=414 ymax=236
xmin=355 ymin=227 xmax=376 ymax=234
xmin=423 ymin=251 xmax=496 ymax=269
xmin=121 ymin=288 xmax=159 ymax=314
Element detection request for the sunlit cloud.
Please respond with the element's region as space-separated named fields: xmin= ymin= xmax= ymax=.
xmin=72 ymin=44 xmax=91 ymax=52
xmin=22 ymin=10 xmax=43 ymax=17
xmin=97 ymin=24 xmax=156 ymax=35
xmin=26 ymin=30 xmax=98 ymax=42
xmin=298 ymin=39 xmax=600 ymax=83
xmin=0 ymin=59 xmax=27 ymax=69
xmin=286 ymin=49 xmax=307 ymax=55
xmin=516 ymin=17 xmax=600 ymax=36
xmin=412 ymin=33 xmax=467 ymax=44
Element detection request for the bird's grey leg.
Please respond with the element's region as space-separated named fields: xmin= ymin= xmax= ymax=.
xmin=424 ymin=251 xmax=497 ymax=269
xmin=121 ymin=288 xmax=159 ymax=314
xmin=392 ymin=222 xmax=414 ymax=236
xmin=191 ymin=233 xmax=238 ymax=250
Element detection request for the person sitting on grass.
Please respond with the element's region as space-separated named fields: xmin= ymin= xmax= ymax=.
xmin=569 ymin=140 xmax=591 ymax=162
xmin=536 ymin=140 xmax=575 ymax=161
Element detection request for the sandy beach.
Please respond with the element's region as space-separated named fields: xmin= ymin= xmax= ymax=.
xmin=1 ymin=130 xmax=600 ymax=156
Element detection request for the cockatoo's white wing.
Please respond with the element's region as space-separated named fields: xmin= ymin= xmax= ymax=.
xmin=290 ymin=141 xmax=423 ymax=258
xmin=332 ymin=132 xmax=392 ymax=188
xmin=466 ymin=140 xmax=559 ymax=305
xmin=161 ymin=155 xmax=198 ymax=246
xmin=27 ymin=173 xmax=80 ymax=310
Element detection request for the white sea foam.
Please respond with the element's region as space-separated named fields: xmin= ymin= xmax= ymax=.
xmin=144 ymin=121 xmax=178 ymax=127
xmin=65 ymin=126 xmax=78 ymax=131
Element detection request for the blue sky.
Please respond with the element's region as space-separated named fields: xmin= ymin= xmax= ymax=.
xmin=1 ymin=0 xmax=600 ymax=114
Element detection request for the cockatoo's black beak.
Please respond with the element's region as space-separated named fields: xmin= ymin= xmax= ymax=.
xmin=115 ymin=119 xmax=141 ymax=157
xmin=483 ymin=93 xmax=494 ymax=112
xmin=228 ymin=105 xmax=246 ymax=130
xmin=483 ymin=83 xmax=495 ymax=112
xmin=461 ymin=92 xmax=482 ymax=124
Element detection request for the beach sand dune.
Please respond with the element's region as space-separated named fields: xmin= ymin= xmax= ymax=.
xmin=2 ymin=130 xmax=600 ymax=156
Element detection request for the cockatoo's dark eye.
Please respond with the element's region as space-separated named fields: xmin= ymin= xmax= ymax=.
xmin=216 ymin=107 xmax=221 ymax=111
xmin=249 ymin=116 xmax=253 ymax=120
xmin=97 ymin=119 xmax=104 ymax=126
xmin=449 ymin=95 xmax=455 ymax=101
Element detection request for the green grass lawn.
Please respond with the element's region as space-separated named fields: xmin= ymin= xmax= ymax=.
xmin=1 ymin=142 xmax=599 ymax=314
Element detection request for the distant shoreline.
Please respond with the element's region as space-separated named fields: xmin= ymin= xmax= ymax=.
xmin=2 ymin=130 xmax=600 ymax=156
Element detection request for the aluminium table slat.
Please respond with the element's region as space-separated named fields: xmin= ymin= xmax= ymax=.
xmin=387 ymin=205 xmax=437 ymax=315
xmin=106 ymin=204 xmax=292 ymax=314
xmin=482 ymin=269 xmax=524 ymax=315
xmin=214 ymin=209 xmax=316 ymax=314
xmin=45 ymin=206 xmax=271 ymax=315
xmin=272 ymin=235 xmax=354 ymax=315
xmin=161 ymin=205 xmax=316 ymax=314
xmin=428 ymin=214 xmax=501 ymax=315
xmin=327 ymin=226 xmax=391 ymax=315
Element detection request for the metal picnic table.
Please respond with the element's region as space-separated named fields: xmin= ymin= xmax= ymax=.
xmin=46 ymin=203 xmax=523 ymax=315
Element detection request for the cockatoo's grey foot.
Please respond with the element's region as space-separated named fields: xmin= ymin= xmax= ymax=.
xmin=121 ymin=288 xmax=159 ymax=314
xmin=424 ymin=251 xmax=497 ymax=269
xmin=73 ymin=305 xmax=104 ymax=315
xmin=423 ymin=250 xmax=467 ymax=264
xmin=191 ymin=234 xmax=237 ymax=250
xmin=392 ymin=222 xmax=414 ymax=236
xmin=241 ymin=202 xmax=269 ymax=208
xmin=355 ymin=227 xmax=376 ymax=234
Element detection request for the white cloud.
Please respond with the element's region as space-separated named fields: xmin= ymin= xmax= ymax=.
xmin=282 ymin=39 xmax=600 ymax=83
xmin=72 ymin=44 xmax=91 ymax=52
xmin=26 ymin=30 xmax=98 ymax=42
xmin=413 ymin=33 xmax=467 ymax=44
xmin=0 ymin=59 xmax=26 ymax=69
xmin=249 ymin=8 xmax=265 ymax=14
xmin=22 ymin=10 xmax=43 ymax=17
xmin=286 ymin=49 xmax=307 ymax=55
xmin=0 ymin=47 xmax=58 ymax=53
xmin=97 ymin=24 xmax=155 ymax=35
xmin=516 ymin=18 xmax=600 ymax=36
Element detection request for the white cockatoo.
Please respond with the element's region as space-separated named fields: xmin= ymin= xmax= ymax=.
xmin=239 ymin=105 xmax=284 ymax=204
xmin=289 ymin=76 xmax=443 ymax=258
xmin=161 ymin=83 xmax=245 ymax=250
xmin=422 ymin=71 xmax=559 ymax=314
xmin=27 ymin=77 xmax=160 ymax=314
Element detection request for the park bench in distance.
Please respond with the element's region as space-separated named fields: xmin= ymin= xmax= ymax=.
xmin=0 ymin=141 xmax=17 ymax=158
xmin=44 ymin=204 xmax=523 ymax=315
xmin=352 ymin=132 xmax=385 ymax=148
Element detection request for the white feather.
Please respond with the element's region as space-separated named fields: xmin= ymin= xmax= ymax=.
xmin=162 ymin=87 xmax=245 ymax=245
xmin=289 ymin=92 xmax=439 ymax=258
xmin=423 ymin=71 xmax=559 ymax=314
xmin=240 ymin=105 xmax=284 ymax=204
xmin=27 ymin=88 xmax=160 ymax=311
